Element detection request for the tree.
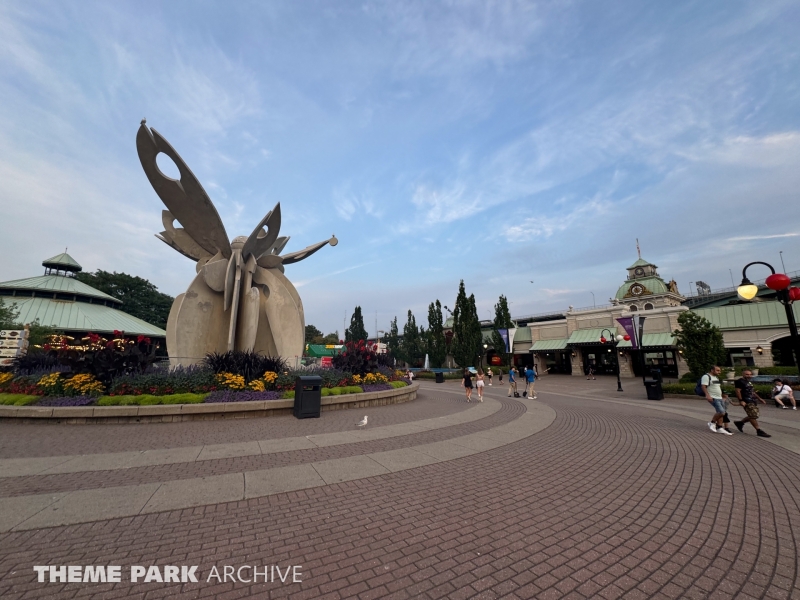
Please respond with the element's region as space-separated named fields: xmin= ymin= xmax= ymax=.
xmin=75 ymin=271 xmax=173 ymax=330
xmin=345 ymin=306 xmax=369 ymax=343
xmin=673 ymin=311 xmax=727 ymax=377
xmin=401 ymin=310 xmax=422 ymax=367
xmin=305 ymin=324 xmax=324 ymax=344
xmin=491 ymin=294 xmax=513 ymax=366
xmin=426 ymin=300 xmax=446 ymax=368
xmin=384 ymin=317 xmax=400 ymax=363
xmin=0 ymin=298 xmax=20 ymax=330
xmin=451 ymin=280 xmax=482 ymax=368
xmin=322 ymin=332 xmax=339 ymax=345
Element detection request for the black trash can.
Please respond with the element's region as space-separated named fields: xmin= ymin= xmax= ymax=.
xmin=435 ymin=372 xmax=444 ymax=384
xmin=294 ymin=376 xmax=322 ymax=418
xmin=644 ymin=378 xmax=663 ymax=401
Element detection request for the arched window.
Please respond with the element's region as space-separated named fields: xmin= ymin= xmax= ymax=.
xmin=644 ymin=303 xmax=654 ymax=310
xmin=629 ymin=305 xmax=638 ymax=311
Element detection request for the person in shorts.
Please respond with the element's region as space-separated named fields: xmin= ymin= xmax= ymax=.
xmin=486 ymin=367 xmax=493 ymax=386
xmin=475 ymin=370 xmax=485 ymax=402
xmin=702 ymin=365 xmax=732 ymax=435
xmin=462 ymin=368 xmax=473 ymax=402
xmin=524 ymin=366 xmax=537 ymax=399
xmin=733 ymin=370 xmax=771 ymax=437
xmin=498 ymin=369 xmax=503 ymax=384
xmin=771 ymin=378 xmax=797 ymax=409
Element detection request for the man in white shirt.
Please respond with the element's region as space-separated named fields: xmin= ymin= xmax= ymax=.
xmin=702 ymin=365 xmax=732 ymax=435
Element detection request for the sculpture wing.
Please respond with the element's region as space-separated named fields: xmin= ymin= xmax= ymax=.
xmin=242 ymin=203 xmax=281 ymax=259
xmin=136 ymin=123 xmax=231 ymax=259
xmin=280 ymin=236 xmax=338 ymax=265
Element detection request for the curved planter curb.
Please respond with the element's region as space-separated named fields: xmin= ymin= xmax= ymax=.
xmin=0 ymin=383 xmax=419 ymax=424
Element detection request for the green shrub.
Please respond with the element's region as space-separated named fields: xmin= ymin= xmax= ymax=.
xmin=679 ymin=372 xmax=699 ymax=383
xmin=330 ymin=387 xmax=342 ymax=395
xmin=282 ymin=390 xmax=295 ymax=399
xmin=97 ymin=393 xmax=208 ymax=406
xmin=758 ymin=366 xmax=799 ymax=376
xmin=0 ymin=394 xmax=40 ymax=406
xmin=344 ymin=386 xmax=363 ymax=394
xmin=662 ymin=383 xmax=775 ymax=396
xmin=389 ymin=381 xmax=408 ymax=388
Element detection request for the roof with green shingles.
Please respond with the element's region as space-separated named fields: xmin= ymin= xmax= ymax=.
xmin=618 ymin=333 xmax=676 ymax=348
xmin=693 ymin=302 xmax=800 ymax=330
xmin=615 ymin=276 xmax=669 ymax=299
xmin=7 ymin=296 xmax=165 ymax=336
xmin=0 ymin=275 xmax=121 ymax=303
xmin=627 ymin=258 xmax=656 ymax=269
xmin=531 ymin=339 xmax=569 ymax=351
xmin=566 ymin=328 xmax=609 ymax=344
xmin=513 ymin=327 xmax=532 ymax=342
xmin=42 ymin=252 xmax=82 ymax=272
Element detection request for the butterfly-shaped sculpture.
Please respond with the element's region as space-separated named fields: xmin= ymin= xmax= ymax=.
xmin=136 ymin=120 xmax=337 ymax=366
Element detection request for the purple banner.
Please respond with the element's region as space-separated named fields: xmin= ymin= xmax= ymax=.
xmin=616 ymin=317 xmax=638 ymax=349
xmin=498 ymin=328 xmax=510 ymax=353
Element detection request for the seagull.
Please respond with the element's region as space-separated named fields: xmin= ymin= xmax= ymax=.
xmin=357 ymin=416 xmax=368 ymax=428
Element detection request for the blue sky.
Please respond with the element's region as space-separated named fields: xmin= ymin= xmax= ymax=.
xmin=1 ymin=0 xmax=799 ymax=335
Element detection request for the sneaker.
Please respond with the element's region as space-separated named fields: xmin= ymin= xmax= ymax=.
xmin=717 ymin=428 xmax=732 ymax=436
xmin=707 ymin=422 xmax=717 ymax=431
xmin=782 ymin=406 xmax=787 ymax=409
xmin=793 ymin=407 xmax=797 ymax=410
xmin=757 ymin=430 xmax=772 ymax=438
xmin=734 ymin=421 xmax=744 ymax=433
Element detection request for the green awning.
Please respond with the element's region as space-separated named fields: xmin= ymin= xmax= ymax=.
xmin=618 ymin=333 xmax=676 ymax=348
xmin=531 ymin=339 xmax=569 ymax=351
xmin=566 ymin=328 xmax=609 ymax=345
xmin=305 ymin=344 xmax=342 ymax=357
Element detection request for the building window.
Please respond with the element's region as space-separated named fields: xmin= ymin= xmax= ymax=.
xmin=629 ymin=305 xmax=638 ymax=311
xmin=644 ymin=303 xmax=654 ymax=310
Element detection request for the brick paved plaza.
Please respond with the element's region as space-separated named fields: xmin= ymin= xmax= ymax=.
xmin=1 ymin=377 xmax=799 ymax=600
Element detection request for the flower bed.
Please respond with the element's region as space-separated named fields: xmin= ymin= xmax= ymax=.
xmin=1 ymin=342 xmax=408 ymax=408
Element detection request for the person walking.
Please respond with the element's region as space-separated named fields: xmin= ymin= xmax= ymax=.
xmin=507 ymin=367 xmax=517 ymax=397
xmin=771 ymin=378 xmax=797 ymax=409
xmin=586 ymin=365 xmax=596 ymax=380
xmin=462 ymin=368 xmax=473 ymax=402
xmin=733 ymin=370 xmax=771 ymax=437
xmin=486 ymin=367 xmax=493 ymax=386
xmin=702 ymin=365 xmax=732 ymax=435
xmin=524 ymin=366 xmax=537 ymax=399
xmin=475 ymin=370 xmax=485 ymax=402
xmin=498 ymin=369 xmax=503 ymax=384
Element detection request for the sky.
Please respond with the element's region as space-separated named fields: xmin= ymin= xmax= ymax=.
xmin=1 ymin=0 xmax=799 ymax=336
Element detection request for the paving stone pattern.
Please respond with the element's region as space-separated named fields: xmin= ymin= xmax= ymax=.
xmin=1 ymin=380 xmax=799 ymax=599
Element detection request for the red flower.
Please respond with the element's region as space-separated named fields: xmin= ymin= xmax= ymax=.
xmin=43 ymin=343 xmax=51 ymax=351
xmin=106 ymin=341 xmax=115 ymax=349
xmin=137 ymin=335 xmax=151 ymax=344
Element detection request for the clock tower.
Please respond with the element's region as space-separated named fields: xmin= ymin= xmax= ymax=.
xmin=614 ymin=257 xmax=684 ymax=310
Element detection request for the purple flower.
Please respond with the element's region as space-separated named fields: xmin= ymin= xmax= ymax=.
xmin=204 ymin=390 xmax=283 ymax=403
xmin=35 ymin=396 xmax=96 ymax=407
xmin=361 ymin=384 xmax=393 ymax=393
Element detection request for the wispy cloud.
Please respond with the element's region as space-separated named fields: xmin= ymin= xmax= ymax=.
xmin=727 ymin=233 xmax=799 ymax=242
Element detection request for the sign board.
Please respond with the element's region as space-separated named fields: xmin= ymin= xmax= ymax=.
xmin=0 ymin=328 xmax=30 ymax=360
xmin=320 ymin=356 xmax=333 ymax=367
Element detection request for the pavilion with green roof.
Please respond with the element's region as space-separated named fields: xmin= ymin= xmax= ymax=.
xmin=0 ymin=253 xmax=166 ymax=337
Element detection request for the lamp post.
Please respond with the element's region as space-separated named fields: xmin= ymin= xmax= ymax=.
xmin=482 ymin=343 xmax=488 ymax=370
xmin=599 ymin=328 xmax=625 ymax=392
xmin=590 ymin=291 xmax=596 ymax=307
xmin=737 ymin=261 xmax=800 ymax=369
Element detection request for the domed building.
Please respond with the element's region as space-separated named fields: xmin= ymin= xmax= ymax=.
xmin=614 ymin=258 xmax=684 ymax=311
xmin=0 ymin=252 xmax=166 ymax=338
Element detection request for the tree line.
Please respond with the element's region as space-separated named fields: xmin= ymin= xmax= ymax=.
xmin=311 ymin=281 xmax=515 ymax=369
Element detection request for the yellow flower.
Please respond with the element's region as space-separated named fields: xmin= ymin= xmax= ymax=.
xmin=248 ymin=379 xmax=266 ymax=391
xmin=36 ymin=372 xmax=62 ymax=389
xmin=0 ymin=372 xmax=15 ymax=386
xmin=352 ymin=374 xmax=362 ymax=384
xmin=263 ymin=371 xmax=277 ymax=384
xmin=63 ymin=373 xmax=104 ymax=395
xmin=216 ymin=372 xmax=246 ymax=390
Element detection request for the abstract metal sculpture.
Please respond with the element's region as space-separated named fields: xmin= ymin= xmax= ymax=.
xmin=136 ymin=120 xmax=337 ymax=365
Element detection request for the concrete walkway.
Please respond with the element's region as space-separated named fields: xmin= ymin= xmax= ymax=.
xmin=1 ymin=378 xmax=798 ymax=600
xmin=0 ymin=390 xmax=555 ymax=532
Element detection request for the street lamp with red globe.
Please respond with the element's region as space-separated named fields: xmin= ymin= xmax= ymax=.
xmin=599 ymin=328 xmax=625 ymax=392
xmin=737 ymin=261 xmax=800 ymax=370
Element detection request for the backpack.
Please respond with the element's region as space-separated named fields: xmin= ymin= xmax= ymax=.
xmin=695 ymin=374 xmax=709 ymax=397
